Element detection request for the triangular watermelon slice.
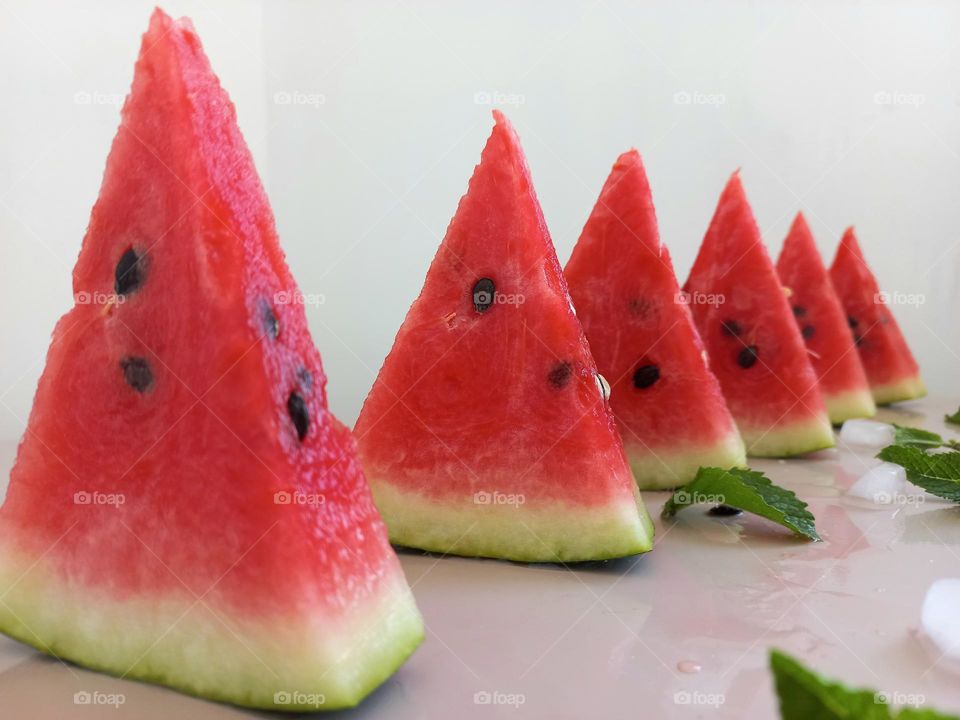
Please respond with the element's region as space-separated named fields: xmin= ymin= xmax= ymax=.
xmin=354 ymin=112 xmax=653 ymax=562
xmin=564 ymin=150 xmax=746 ymax=489
xmin=829 ymin=227 xmax=925 ymax=405
xmin=776 ymin=214 xmax=876 ymax=424
xmin=0 ymin=9 xmax=422 ymax=711
xmin=683 ymin=173 xmax=835 ymax=457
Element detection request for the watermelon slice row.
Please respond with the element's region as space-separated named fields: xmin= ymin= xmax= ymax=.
xmin=0 ymin=10 xmax=422 ymax=711
xmin=684 ymin=174 xmax=835 ymax=457
xmin=829 ymin=228 xmax=925 ymax=405
xmin=354 ymin=112 xmax=654 ymax=562
xmin=565 ymin=150 xmax=746 ymax=489
xmin=776 ymin=214 xmax=876 ymax=424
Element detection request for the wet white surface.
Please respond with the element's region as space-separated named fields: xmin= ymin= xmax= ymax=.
xmin=1 ymin=398 xmax=960 ymax=718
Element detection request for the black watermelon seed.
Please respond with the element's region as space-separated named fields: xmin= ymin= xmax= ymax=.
xmin=261 ymin=303 xmax=279 ymax=339
xmin=720 ymin=320 xmax=742 ymax=337
xmin=633 ymin=364 xmax=660 ymax=389
xmin=792 ymin=306 xmax=807 ymax=318
xmin=854 ymin=333 xmax=864 ymax=347
xmin=115 ymin=248 xmax=145 ymax=296
xmin=548 ymin=361 xmax=573 ymax=389
xmin=120 ymin=357 xmax=153 ymax=393
xmin=472 ymin=278 xmax=495 ymax=312
xmin=737 ymin=345 xmax=759 ymax=369
xmin=628 ymin=297 xmax=653 ymax=317
xmin=847 ymin=316 xmax=859 ymax=329
xmin=287 ymin=392 xmax=309 ymax=440
xmin=708 ymin=504 xmax=743 ymax=517
xmin=801 ymin=325 xmax=816 ymax=340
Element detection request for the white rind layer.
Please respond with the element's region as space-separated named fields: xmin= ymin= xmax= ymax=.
xmin=871 ymin=375 xmax=926 ymax=406
xmin=740 ymin=414 xmax=836 ymax=458
xmin=370 ymin=481 xmax=654 ymax=562
xmin=0 ymin=546 xmax=423 ymax=711
xmin=823 ymin=387 xmax=877 ymax=424
xmin=624 ymin=430 xmax=748 ymax=490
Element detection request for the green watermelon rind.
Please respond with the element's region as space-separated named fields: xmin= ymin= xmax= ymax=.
xmin=0 ymin=550 xmax=424 ymax=712
xmin=822 ymin=388 xmax=877 ymax=425
xmin=371 ymin=482 xmax=654 ymax=563
xmin=624 ymin=430 xmax=748 ymax=490
xmin=739 ymin=415 xmax=836 ymax=458
xmin=871 ymin=375 xmax=926 ymax=406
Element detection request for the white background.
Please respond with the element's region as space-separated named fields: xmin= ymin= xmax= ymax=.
xmin=1 ymin=0 xmax=958 ymax=440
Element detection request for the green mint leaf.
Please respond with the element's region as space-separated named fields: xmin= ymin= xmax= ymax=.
xmin=662 ymin=467 xmax=820 ymax=541
xmin=770 ymin=649 xmax=892 ymax=719
xmin=898 ymin=711 xmax=960 ymax=720
xmin=892 ymin=424 xmax=947 ymax=449
xmin=770 ymin=650 xmax=960 ymax=720
xmin=946 ymin=407 xmax=960 ymax=426
xmin=876 ymin=445 xmax=960 ymax=502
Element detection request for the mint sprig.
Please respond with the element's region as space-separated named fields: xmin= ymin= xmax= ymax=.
xmin=946 ymin=406 xmax=960 ymax=426
xmin=892 ymin=424 xmax=951 ymax=449
xmin=770 ymin=649 xmax=959 ymax=719
xmin=662 ymin=467 xmax=820 ymax=541
xmin=876 ymin=445 xmax=960 ymax=502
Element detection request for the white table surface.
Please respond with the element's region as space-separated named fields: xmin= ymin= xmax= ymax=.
xmin=1 ymin=397 xmax=960 ymax=719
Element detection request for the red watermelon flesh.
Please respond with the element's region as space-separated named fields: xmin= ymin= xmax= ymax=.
xmin=564 ymin=150 xmax=746 ymax=489
xmin=683 ymin=173 xmax=834 ymax=457
xmin=0 ymin=9 xmax=421 ymax=711
xmin=829 ymin=227 xmax=925 ymax=405
xmin=775 ymin=213 xmax=876 ymax=423
xmin=354 ymin=112 xmax=653 ymax=562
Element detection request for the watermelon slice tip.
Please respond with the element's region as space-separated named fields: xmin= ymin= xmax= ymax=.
xmin=0 ymin=8 xmax=422 ymax=711
xmin=684 ymin=173 xmax=835 ymax=458
xmin=775 ymin=212 xmax=876 ymax=425
xmin=565 ymin=149 xmax=747 ymax=488
xmin=355 ymin=113 xmax=654 ymax=562
xmin=829 ymin=227 xmax=925 ymax=407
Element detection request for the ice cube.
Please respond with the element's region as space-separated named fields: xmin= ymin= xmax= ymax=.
xmin=847 ymin=462 xmax=908 ymax=504
xmin=838 ymin=419 xmax=895 ymax=448
xmin=921 ymin=579 xmax=960 ymax=662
